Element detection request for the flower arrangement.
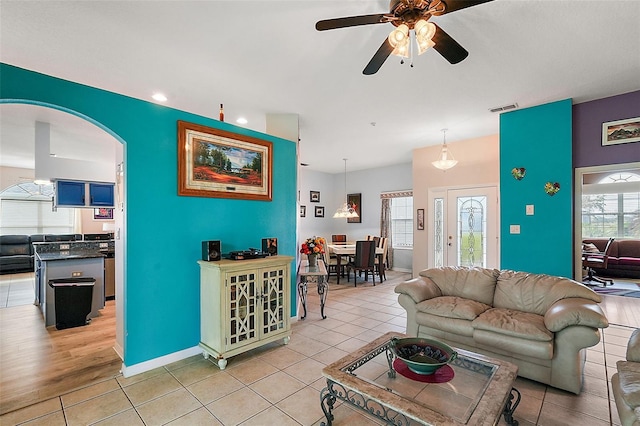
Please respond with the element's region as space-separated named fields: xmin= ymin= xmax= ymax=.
xmin=511 ymin=167 xmax=526 ymax=180
xmin=300 ymin=236 xmax=325 ymax=255
xmin=544 ymin=181 xmax=560 ymax=196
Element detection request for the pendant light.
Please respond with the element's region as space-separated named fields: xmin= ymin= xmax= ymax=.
xmin=333 ymin=158 xmax=359 ymax=219
xmin=432 ymin=129 xmax=458 ymax=171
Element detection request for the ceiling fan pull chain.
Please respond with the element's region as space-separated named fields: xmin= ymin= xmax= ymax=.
xmin=410 ymin=32 xmax=415 ymax=67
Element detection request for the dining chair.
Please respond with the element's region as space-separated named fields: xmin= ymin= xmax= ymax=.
xmin=375 ymin=237 xmax=388 ymax=281
xmin=583 ymin=237 xmax=614 ymax=287
xmin=346 ymin=240 xmax=376 ymax=287
xmin=332 ymin=235 xmax=347 ymax=244
xmin=319 ymin=237 xmax=341 ymax=279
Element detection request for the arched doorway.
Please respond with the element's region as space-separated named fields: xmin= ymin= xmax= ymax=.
xmin=0 ymin=101 xmax=126 ymax=411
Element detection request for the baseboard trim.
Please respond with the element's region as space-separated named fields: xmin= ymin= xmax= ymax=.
xmin=391 ymin=267 xmax=412 ymax=273
xmin=121 ymin=346 xmax=202 ymax=378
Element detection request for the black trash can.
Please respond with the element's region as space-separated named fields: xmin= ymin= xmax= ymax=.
xmin=48 ymin=277 xmax=95 ymax=330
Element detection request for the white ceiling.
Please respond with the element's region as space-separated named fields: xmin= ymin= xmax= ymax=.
xmin=1 ymin=1 xmax=639 ymax=174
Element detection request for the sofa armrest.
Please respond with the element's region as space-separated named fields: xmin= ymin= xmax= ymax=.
xmin=544 ymin=298 xmax=609 ymax=332
xmin=394 ymin=277 xmax=442 ymax=304
xmin=627 ymin=328 xmax=640 ymax=362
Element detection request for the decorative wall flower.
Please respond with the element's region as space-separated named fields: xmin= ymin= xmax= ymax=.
xmin=544 ymin=182 xmax=560 ymax=196
xmin=511 ymin=167 xmax=526 ymax=180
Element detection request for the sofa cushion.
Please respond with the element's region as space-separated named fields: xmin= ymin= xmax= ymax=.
xmin=617 ymin=240 xmax=640 ymax=258
xmin=582 ymin=243 xmax=599 ymax=253
xmin=419 ymin=266 xmax=499 ymax=306
xmin=416 ymin=296 xmax=491 ymax=321
xmin=628 ymin=329 xmax=640 ymax=362
xmin=473 ymin=329 xmax=554 ymax=360
xmin=473 ymin=308 xmax=553 ymax=342
xmin=617 ymin=360 xmax=640 ymax=408
xmin=494 ymin=270 xmax=601 ymax=315
xmin=415 ymin=312 xmax=475 ymax=337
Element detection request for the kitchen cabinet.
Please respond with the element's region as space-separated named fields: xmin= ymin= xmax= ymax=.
xmin=198 ymin=256 xmax=293 ymax=369
xmin=89 ymin=182 xmax=115 ymax=206
xmin=56 ymin=180 xmax=86 ymax=206
xmin=55 ymin=180 xmax=115 ymax=208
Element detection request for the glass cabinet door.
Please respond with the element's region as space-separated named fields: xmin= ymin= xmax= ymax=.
xmin=260 ymin=267 xmax=287 ymax=339
xmin=227 ymin=271 xmax=258 ymax=350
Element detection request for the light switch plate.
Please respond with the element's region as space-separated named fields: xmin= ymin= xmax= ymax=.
xmin=526 ymin=205 xmax=534 ymax=215
xmin=510 ymin=224 xmax=521 ymax=234
xmin=71 ymin=271 xmax=82 ymax=277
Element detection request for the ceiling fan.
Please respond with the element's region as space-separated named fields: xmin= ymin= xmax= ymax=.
xmin=316 ymin=0 xmax=494 ymax=75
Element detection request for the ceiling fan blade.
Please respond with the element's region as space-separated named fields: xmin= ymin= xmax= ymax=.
xmin=316 ymin=14 xmax=388 ymax=31
xmin=437 ymin=0 xmax=494 ymax=15
xmin=432 ymin=23 xmax=468 ymax=64
xmin=363 ymin=38 xmax=394 ymax=75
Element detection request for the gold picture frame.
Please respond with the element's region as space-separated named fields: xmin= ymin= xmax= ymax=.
xmin=178 ymin=121 xmax=272 ymax=200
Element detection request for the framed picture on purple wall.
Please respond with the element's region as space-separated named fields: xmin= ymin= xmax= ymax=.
xmin=602 ymin=117 xmax=640 ymax=146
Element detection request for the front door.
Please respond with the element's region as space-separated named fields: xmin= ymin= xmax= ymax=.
xmin=428 ymin=186 xmax=499 ymax=269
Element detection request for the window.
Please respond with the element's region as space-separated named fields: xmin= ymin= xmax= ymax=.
xmin=0 ymin=183 xmax=76 ymax=235
xmin=391 ymin=196 xmax=413 ymax=248
xmin=582 ymin=172 xmax=640 ymax=238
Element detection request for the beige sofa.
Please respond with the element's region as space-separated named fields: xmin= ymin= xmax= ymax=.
xmin=395 ymin=266 xmax=609 ymax=394
xmin=612 ymin=328 xmax=640 ymax=425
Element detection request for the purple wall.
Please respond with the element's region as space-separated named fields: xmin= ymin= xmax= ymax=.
xmin=573 ymin=90 xmax=640 ymax=168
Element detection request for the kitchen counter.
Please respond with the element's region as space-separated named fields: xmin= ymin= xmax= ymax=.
xmin=36 ymin=251 xmax=106 ymax=261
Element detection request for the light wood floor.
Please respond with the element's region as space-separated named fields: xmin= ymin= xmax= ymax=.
xmin=0 ymin=300 xmax=120 ymax=415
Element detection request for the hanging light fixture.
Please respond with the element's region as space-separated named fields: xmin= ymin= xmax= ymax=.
xmin=432 ymin=129 xmax=458 ymax=171
xmin=333 ymin=158 xmax=359 ymax=219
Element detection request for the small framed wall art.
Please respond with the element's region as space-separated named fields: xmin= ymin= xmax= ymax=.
xmin=93 ymin=208 xmax=114 ymax=220
xmin=310 ymin=191 xmax=320 ymax=202
xmin=315 ymin=206 xmax=325 ymax=218
xmin=417 ymin=209 xmax=425 ymax=230
xmin=300 ymin=205 xmax=306 ymax=217
xmin=347 ymin=193 xmax=361 ymax=223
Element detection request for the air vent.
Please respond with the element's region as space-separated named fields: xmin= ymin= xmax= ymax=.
xmin=489 ymin=103 xmax=519 ymax=113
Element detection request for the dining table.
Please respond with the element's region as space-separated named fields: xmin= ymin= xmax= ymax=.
xmin=327 ymin=243 xmax=385 ymax=284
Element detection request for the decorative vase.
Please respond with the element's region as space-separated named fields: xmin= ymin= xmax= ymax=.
xmin=308 ymin=254 xmax=317 ymax=267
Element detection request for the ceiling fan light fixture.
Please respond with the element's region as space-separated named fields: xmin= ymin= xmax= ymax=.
xmin=415 ymin=20 xmax=436 ymax=55
xmin=389 ymin=24 xmax=410 ymax=56
xmin=388 ymin=24 xmax=409 ymax=48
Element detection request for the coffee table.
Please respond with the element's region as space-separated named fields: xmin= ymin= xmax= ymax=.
xmin=320 ymin=332 xmax=520 ymax=426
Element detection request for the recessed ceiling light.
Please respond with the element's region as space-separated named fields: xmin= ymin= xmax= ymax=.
xmin=236 ymin=117 xmax=248 ymax=125
xmin=152 ymin=93 xmax=167 ymax=102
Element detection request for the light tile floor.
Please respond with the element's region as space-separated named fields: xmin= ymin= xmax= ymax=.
xmin=0 ymin=272 xmax=35 ymax=308
xmin=1 ymin=271 xmax=638 ymax=425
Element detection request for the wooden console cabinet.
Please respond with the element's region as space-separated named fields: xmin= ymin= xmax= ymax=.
xmin=198 ymin=256 xmax=293 ymax=369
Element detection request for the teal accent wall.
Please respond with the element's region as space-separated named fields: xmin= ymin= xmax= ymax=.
xmin=500 ymin=99 xmax=573 ymax=277
xmin=0 ymin=64 xmax=298 ymax=366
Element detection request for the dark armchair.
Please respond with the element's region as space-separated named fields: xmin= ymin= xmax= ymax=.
xmin=583 ymin=237 xmax=614 ymax=286
xmin=346 ymin=240 xmax=376 ymax=287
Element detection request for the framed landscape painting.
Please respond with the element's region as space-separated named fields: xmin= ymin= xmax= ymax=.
xmin=602 ymin=117 xmax=640 ymax=146
xmin=178 ymin=121 xmax=272 ymax=200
